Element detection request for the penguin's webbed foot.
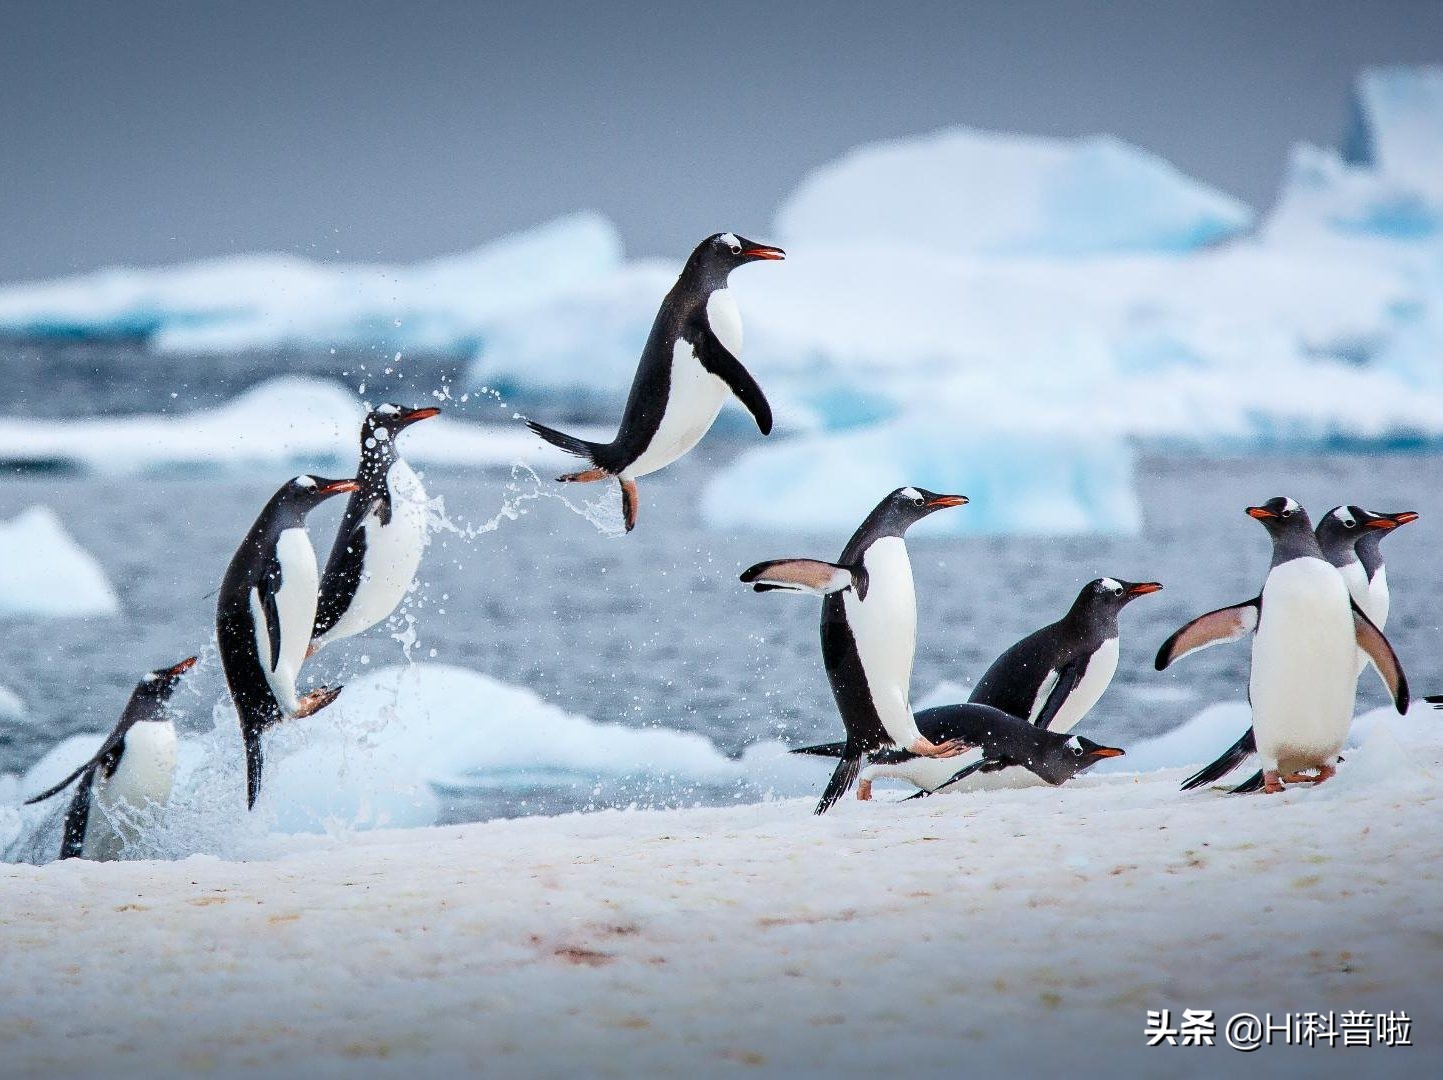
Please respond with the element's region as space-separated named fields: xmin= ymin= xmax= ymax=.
xmin=295 ymin=685 xmax=344 ymax=718
xmin=1261 ymin=770 xmax=1285 ymax=794
xmin=557 ymin=468 xmax=609 ymax=484
xmin=619 ymin=478 xmax=639 ymax=533
xmin=909 ymin=736 xmax=973 ymax=759
xmin=857 ymin=778 xmax=873 ymax=801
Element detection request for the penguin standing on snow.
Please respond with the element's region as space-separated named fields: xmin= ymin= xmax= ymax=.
xmin=217 ymin=474 xmax=358 ymax=809
xmin=792 ymin=701 xmax=1125 ymax=800
xmin=526 ymin=232 xmax=784 ymax=531
xmin=1158 ymin=497 xmax=1408 ymax=795
xmin=311 ymin=403 xmax=440 ymax=653
xmin=24 ymin=656 xmax=196 ymax=860
xmin=1180 ymin=505 xmax=1417 ymax=791
xmin=741 ymin=487 xmax=972 ymax=813
xmin=970 ymin=577 xmax=1162 ymax=733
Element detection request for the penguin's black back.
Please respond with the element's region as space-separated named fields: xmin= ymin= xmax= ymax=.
xmin=970 ymin=620 xmax=1092 ymax=722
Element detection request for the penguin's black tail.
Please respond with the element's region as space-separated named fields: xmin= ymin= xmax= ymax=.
xmin=525 ymin=420 xmax=606 ymax=468
xmin=1180 ymin=728 xmax=1256 ymax=791
xmin=790 ymin=741 xmax=847 ymax=758
xmin=815 ymin=754 xmax=862 ymax=815
xmin=1424 ymin=694 xmax=1443 ymax=707
xmin=1230 ymin=770 xmax=1266 ymax=795
xmin=243 ymin=728 xmax=264 ymax=811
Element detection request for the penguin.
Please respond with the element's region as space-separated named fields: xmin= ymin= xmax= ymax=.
xmin=24 ymin=656 xmax=195 ymax=860
xmin=740 ymin=487 xmax=971 ymax=813
xmin=1180 ymin=505 xmax=1417 ymax=791
xmin=792 ymin=701 xmax=1125 ymax=800
xmin=526 ymin=232 xmax=784 ymax=531
xmin=217 ymin=474 xmax=358 ymax=809
xmin=311 ymin=403 xmax=440 ymax=653
xmin=1158 ymin=497 xmax=1408 ymax=795
xmin=969 ymin=578 xmax=1162 ymax=733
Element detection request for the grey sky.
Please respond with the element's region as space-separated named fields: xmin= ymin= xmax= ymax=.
xmin=1 ymin=0 xmax=1438 ymax=283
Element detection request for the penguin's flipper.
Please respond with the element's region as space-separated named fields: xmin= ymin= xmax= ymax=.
xmin=693 ymin=327 xmax=773 ymax=435
xmin=790 ymin=741 xmax=848 ymax=758
xmin=23 ymin=725 xmax=130 ymax=805
xmin=59 ymin=771 xmax=96 ymax=860
xmin=1352 ymin=603 xmax=1409 ymax=714
xmin=1230 ymin=770 xmax=1266 ymax=795
xmin=740 ymin=559 xmax=867 ymax=599
xmin=902 ymin=787 xmax=933 ymax=801
xmin=1426 ymin=695 xmax=1443 ymax=708
xmin=1031 ymin=657 xmax=1088 ymax=730
xmin=934 ymin=758 xmax=993 ymax=791
xmin=815 ymin=755 xmax=862 ymax=815
xmin=1154 ymin=597 xmax=1260 ymax=670
xmin=1180 ymin=727 xmax=1256 ymax=791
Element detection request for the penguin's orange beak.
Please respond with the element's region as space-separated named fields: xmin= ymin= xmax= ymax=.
xmin=1089 ymin=746 xmax=1126 ymax=758
xmin=1369 ymin=511 xmax=1418 ymax=529
xmin=1127 ymin=582 xmax=1163 ymax=596
xmin=400 ymin=406 xmax=441 ymax=425
xmin=1246 ymin=506 xmax=1277 ymax=520
xmin=320 ymin=479 xmax=360 ymax=496
xmin=166 ymin=656 xmax=198 ymax=677
xmin=926 ymin=494 xmax=969 ymax=509
xmin=744 ymin=245 xmax=786 ymax=261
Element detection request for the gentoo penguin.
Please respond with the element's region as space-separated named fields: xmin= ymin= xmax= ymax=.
xmin=970 ymin=578 xmax=1162 ymax=733
xmin=526 ymin=232 xmax=784 ymax=531
xmin=24 ymin=656 xmax=195 ymax=860
xmin=1158 ymin=497 xmax=1408 ymax=795
xmin=792 ymin=701 xmax=1125 ymax=800
xmin=740 ymin=487 xmax=971 ymax=813
xmin=311 ymin=403 xmax=440 ymax=652
xmin=1180 ymin=505 xmax=1417 ymax=791
xmin=217 ymin=474 xmax=358 ymax=809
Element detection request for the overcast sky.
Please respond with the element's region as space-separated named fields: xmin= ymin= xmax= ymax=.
xmin=1 ymin=0 xmax=1439 ymax=283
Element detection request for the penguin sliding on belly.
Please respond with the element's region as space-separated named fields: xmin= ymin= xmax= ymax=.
xmin=1180 ymin=505 xmax=1417 ymax=791
xmin=311 ymin=403 xmax=440 ymax=653
xmin=217 ymin=474 xmax=358 ymax=809
xmin=24 ymin=656 xmax=195 ymax=860
xmin=740 ymin=487 xmax=972 ymax=813
xmin=792 ymin=702 xmax=1125 ymax=800
xmin=526 ymin=232 xmax=783 ymax=531
xmin=1159 ymin=498 xmax=1408 ymax=795
xmin=970 ymin=577 xmax=1162 ymax=734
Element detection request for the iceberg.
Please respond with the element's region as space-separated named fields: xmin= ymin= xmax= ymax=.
xmin=775 ymin=128 xmax=1254 ymax=257
xmin=0 ymin=685 xmax=22 ymax=722
xmin=0 ymin=507 xmax=120 ymax=618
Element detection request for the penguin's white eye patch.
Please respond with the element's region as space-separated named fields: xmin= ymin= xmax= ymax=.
xmin=899 ymin=486 xmax=923 ymax=505
xmin=719 ymin=232 xmax=741 ymax=254
xmin=376 ymin=404 xmax=400 ymax=416
xmin=1281 ymin=497 xmax=1300 ymax=515
xmin=1099 ymin=577 xmax=1123 ymax=595
xmin=295 ymin=476 xmax=317 ymax=489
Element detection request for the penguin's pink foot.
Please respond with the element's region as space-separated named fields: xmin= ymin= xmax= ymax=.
xmin=910 ymin=737 xmax=973 ymax=759
xmin=557 ymin=468 xmax=609 ymax=484
xmin=305 ymin=642 xmax=319 ymax=659
xmin=296 ymin=685 xmax=343 ymax=718
xmin=1311 ymin=763 xmax=1337 ymax=785
xmin=857 ymin=778 xmax=873 ymax=801
xmin=619 ymin=478 xmax=639 ymax=532
xmin=1262 ymin=770 xmax=1285 ymax=794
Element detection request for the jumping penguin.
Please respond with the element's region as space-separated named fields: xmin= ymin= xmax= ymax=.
xmin=311 ymin=403 xmax=440 ymax=653
xmin=970 ymin=578 xmax=1162 ymax=733
xmin=526 ymin=232 xmax=784 ymax=531
xmin=1158 ymin=497 xmax=1408 ymax=795
xmin=792 ymin=701 xmax=1125 ymax=800
xmin=217 ymin=474 xmax=358 ymax=809
xmin=24 ymin=656 xmax=196 ymax=860
xmin=1181 ymin=505 xmax=1417 ymax=791
xmin=741 ymin=487 xmax=971 ymax=813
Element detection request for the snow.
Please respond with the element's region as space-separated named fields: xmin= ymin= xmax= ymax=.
xmin=1 ymin=702 xmax=1439 ymax=1075
xmin=775 ymin=128 xmax=1255 ymax=256
xmin=0 ymin=685 xmax=22 ymax=722
xmin=0 ymin=376 xmax=589 ymax=475
xmin=0 ymin=507 xmax=120 ymax=617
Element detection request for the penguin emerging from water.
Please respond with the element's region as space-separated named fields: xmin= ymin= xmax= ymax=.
xmin=792 ymin=702 xmax=1125 ymax=800
xmin=526 ymin=232 xmax=784 ymax=531
xmin=311 ymin=403 xmax=440 ymax=653
xmin=24 ymin=656 xmax=195 ymax=860
xmin=1180 ymin=505 xmax=1417 ymax=791
xmin=740 ymin=487 xmax=971 ymax=813
xmin=1158 ymin=497 xmax=1408 ymax=795
xmin=970 ymin=578 xmax=1162 ymax=733
xmin=217 ymin=474 xmax=358 ymax=809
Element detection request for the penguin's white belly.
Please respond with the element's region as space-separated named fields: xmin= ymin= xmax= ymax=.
xmin=83 ymin=723 xmax=177 ymax=860
xmin=624 ymin=340 xmax=728 ymax=478
xmin=865 ymin=748 xmax=981 ymax=792
xmin=843 ymin=537 xmax=921 ymax=747
xmin=250 ymin=527 xmax=319 ymax=714
xmin=1250 ymin=559 xmax=1357 ymax=772
xmin=317 ymin=463 xmax=429 ymax=645
xmin=1045 ymin=637 xmax=1120 ymax=734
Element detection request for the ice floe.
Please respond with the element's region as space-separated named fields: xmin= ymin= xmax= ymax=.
xmin=0 ymin=507 xmax=119 ymax=618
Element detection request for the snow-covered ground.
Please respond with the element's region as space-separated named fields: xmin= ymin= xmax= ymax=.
xmin=0 ymin=506 xmax=119 ymax=617
xmin=1 ymin=702 xmax=1438 ymax=1076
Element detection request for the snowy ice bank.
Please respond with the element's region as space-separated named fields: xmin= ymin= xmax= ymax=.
xmin=0 ymin=507 xmax=119 ymax=617
xmin=776 ymin=127 xmax=1255 ymax=256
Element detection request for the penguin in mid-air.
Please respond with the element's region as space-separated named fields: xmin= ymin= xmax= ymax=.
xmin=311 ymin=403 xmax=440 ymax=653
xmin=741 ymin=487 xmax=972 ymax=813
xmin=1158 ymin=497 xmax=1408 ymax=795
xmin=217 ymin=474 xmax=358 ymax=809
xmin=792 ymin=701 xmax=1125 ymax=800
xmin=1180 ymin=505 xmax=1417 ymax=791
xmin=526 ymin=232 xmax=784 ymax=531
xmin=24 ymin=656 xmax=195 ymax=860
xmin=970 ymin=577 xmax=1162 ymax=733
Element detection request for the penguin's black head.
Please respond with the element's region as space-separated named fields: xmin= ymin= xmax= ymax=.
xmin=1038 ymin=734 xmax=1126 ymax=784
xmin=136 ymin=655 xmax=197 ymax=702
xmin=1245 ymin=496 xmax=1312 ymax=535
xmin=283 ymin=474 xmax=360 ymax=508
xmin=1073 ymin=578 xmax=1162 ymax=624
xmin=688 ymin=232 xmax=786 ymax=280
xmin=874 ymin=486 xmax=968 ymax=534
xmin=363 ymin=403 xmax=441 ymax=447
xmin=1350 ymin=505 xmax=1418 ymax=535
